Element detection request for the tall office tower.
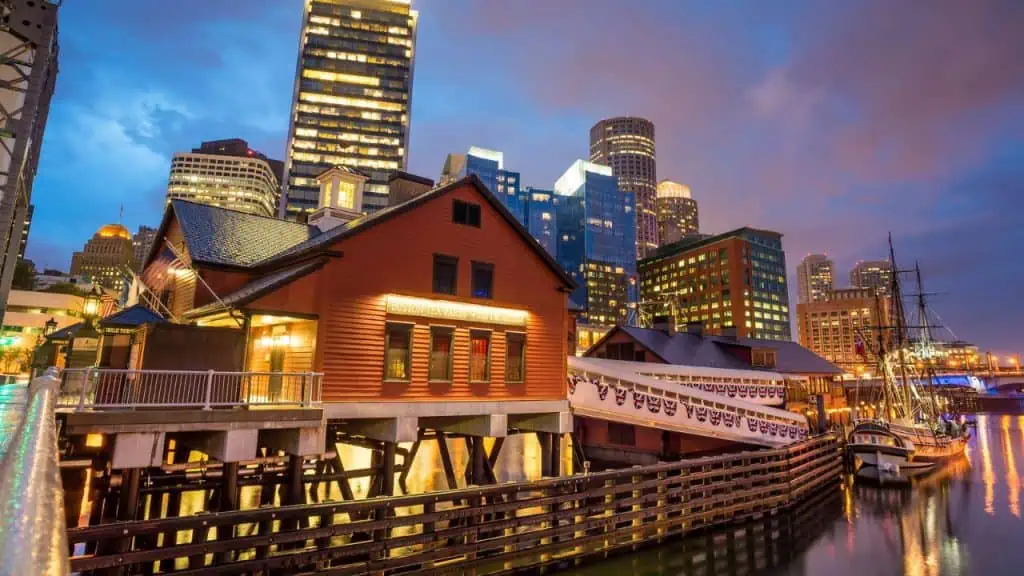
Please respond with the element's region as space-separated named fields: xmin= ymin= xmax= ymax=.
xmin=131 ymin=225 xmax=157 ymax=271
xmin=440 ymin=147 xmax=526 ymax=222
xmin=0 ymin=1 xmax=59 ymax=325
xmin=850 ymin=260 xmax=893 ymax=298
xmin=589 ymin=117 xmax=657 ymax=258
xmin=796 ymin=253 xmax=834 ymax=304
xmin=639 ymin=228 xmax=791 ymax=340
xmin=554 ymin=160 xmax=636 ymax=326
xmin=70 ymin=223 xmax=134 ymax=291
xmin=166 ymin=139 xmax=282 ymax=217
xmin=282 ymin=0 xmax=418 ymax=218
xmin=655 ymin=180 xmax=699 ymax=245
xmin=797 ymin=288 xmax=891 ymax=375
xmin=523 ymin=187 xmax=557 ymax=256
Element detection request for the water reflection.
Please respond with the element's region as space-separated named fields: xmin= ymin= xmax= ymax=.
xmin=569 ymin=414 xmax=1024 ymax=576
xmin=0 ymin=384 xmax=26 ymax=460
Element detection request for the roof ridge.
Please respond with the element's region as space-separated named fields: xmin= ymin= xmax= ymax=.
xmin=170 ymin=198 xmax=319 ymax=230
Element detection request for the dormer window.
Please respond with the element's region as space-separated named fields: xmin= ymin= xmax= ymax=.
xmin=752 ymin=348 xmax=777 ymax=368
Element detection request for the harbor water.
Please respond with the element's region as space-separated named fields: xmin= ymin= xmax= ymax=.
xmin=568 ymin=413 xmax=1024 ymax=576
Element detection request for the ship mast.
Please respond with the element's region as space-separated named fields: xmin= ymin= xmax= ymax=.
xmin=888 ymin=233 xmax=914 ymax=421
xmin=873 ymin=292 xmax=893 ymax=421
xmin=915 ymin=261 xmax=942 ymax=420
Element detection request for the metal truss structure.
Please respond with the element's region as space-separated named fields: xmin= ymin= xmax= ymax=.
xmin=0 ymin=0 xmax=59 ymax=324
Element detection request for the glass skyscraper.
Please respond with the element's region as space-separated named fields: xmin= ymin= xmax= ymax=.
xmin=523 ymin=187 xmax=557 ymax=256
xmin=282 ymin=0 xmax=418 ymax=218
xmin=554 ymin=160 xmax=637 ymax=326
xmin=440 ymin=147 xmax=527 ymax=223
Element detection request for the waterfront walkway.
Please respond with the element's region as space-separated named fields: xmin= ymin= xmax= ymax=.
xmin=0 ymin=384 xmax=26 ymax=461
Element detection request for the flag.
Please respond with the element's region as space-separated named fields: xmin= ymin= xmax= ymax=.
xmin=855 ymin=333 xmax=866 ymax=358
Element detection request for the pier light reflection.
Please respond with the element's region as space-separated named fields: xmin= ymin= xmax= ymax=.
xmin=977 ymin=414 xmax=995 ymax=516
xmin=1002 ymin=415 xmax=1020 ymax=518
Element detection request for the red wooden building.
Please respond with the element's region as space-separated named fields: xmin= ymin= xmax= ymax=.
xmin=135 ymin=170 xmax=575 ymax=469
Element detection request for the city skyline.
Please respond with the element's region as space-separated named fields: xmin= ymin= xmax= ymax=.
xmin=20 ymin=0 xmax=1024 ymax=352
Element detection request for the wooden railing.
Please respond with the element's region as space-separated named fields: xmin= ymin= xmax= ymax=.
xmin=65 ymin=435 xmax=842 ymax=574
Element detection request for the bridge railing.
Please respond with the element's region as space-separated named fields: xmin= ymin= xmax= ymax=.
xmin=0 ymin=368 xmax=70 ymax=575
xmin=57 ymin=368 xmax=323 ymax=411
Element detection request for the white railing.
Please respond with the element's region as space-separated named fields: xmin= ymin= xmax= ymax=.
xmin=0 ymin=369 xmax=70 ymax=575
xmin=57 ymin=368 xmax=323 ymax=411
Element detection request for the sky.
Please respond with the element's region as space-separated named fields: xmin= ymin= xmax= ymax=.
xmin=26 ymin=0 xmax=1024 ymax=353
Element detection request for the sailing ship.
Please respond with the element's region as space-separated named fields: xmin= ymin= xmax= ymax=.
xmin=847 ymin=236 xmax=968 ymax=474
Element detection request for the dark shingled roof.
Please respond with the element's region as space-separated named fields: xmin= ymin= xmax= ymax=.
xmin=171 ymin=200 xmax=320 ymax=267
xmin=46 ymin=322 xmax=85 ymax=341
xmin=98 ymin=305 xmax=166 ymax=328
xmin=590 ymin=326 xmax=843 ymax=375
xmin=182 ymin=258 xmax=328 ymax=320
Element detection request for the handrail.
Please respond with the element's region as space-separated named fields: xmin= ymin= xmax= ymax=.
xmin=0 ymin=368 xmax=70 ymax=576
xmin=57 ymin=368 xmax=323 ymax=411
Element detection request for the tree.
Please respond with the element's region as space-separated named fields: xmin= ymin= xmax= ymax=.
xmin=12 ymin=259 xmax=36 ymax=290
xmin=42 ymin=282 xmax=89 ymax=296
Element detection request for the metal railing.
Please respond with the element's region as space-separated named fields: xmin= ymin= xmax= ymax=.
xmin=0 ymin=368 xmax=70 ymax=575
xmin=57 ymin=368 xmax=323 ymax=411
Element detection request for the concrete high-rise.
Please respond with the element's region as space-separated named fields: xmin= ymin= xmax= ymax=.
xmin=589 ymin=117 xmax=657 ymax=258
xmin=70 ymin=224 xmax=134 ymax=291
xmin=282 ymin=0 xmax=418 ymax=218
xmin=655 ymin=180 xmax=698 ymax=245
xmin=639 ymin=228 xmax=791 ymax=340
xmin=850 ymin=260 xmax=893 ymax=297
xmin=0 ymin=1 xmax=60 ymax=325
xmin=132 ymin=225 xmax=157 ymax=272
xmin=554 ymin=160 xmax=636 ymax=326
xmin=796 ymin=254 xmax=834 ymax=304
xmin=166 ymin=139 xmax=282 ymax=217
xmin=797 ymin=288 xmax=891 ymax=375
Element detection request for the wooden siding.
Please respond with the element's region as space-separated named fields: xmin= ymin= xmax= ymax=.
xmin=246 ymin=183 xmax=569 ymax=402
xmin=247 ymin=320 xmax=317 ymax=374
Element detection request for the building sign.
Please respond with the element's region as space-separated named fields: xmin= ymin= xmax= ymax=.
xmin=73 ymin=337 xmax=99 ymax=352
xmin=385 ymin=294 xmax=527 ymax=327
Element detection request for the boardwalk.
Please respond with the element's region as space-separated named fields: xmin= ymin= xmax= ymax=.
xmin=0 ymin=383 xmax=27 ymax=461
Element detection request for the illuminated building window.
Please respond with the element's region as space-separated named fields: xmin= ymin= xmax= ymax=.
xmin=471 ymin=261 xmax=494 ymax=299
xmin=432 ymin=254 xmax=458 ymax=296
xmin=383 ymin=323 xmax=411 ymax=381
xmin=506 ymin=332 xmax=526 ymax=383
xmin=428 ymin=327 xmax=453 ymax=382
xmin=470 ymin=330 xmax=491 ymax=382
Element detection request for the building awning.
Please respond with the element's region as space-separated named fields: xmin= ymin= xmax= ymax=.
xmin=98 ymin=304 xmax=166 ymax=330
xmin=46 ymin=322 xmax=85 ymax=342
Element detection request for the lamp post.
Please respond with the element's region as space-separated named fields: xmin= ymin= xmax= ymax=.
xmin=30 ymin=317 xmax=59 ymax=378
xmin=66 ymin=287 xmax=104 ymax=369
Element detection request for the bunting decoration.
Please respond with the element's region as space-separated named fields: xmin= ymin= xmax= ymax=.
xmin=566 ymin=373 xmax=807 ymax=442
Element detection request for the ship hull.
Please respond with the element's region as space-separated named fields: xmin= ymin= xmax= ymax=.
xmin=849 ymin=420 xmax=967 ymax=473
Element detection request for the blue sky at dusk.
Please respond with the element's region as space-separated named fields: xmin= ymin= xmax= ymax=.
xmin=27 ymin=0 xmax=1024 ymax=352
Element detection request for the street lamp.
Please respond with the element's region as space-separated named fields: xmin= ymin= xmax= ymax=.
xmin=82 ymin=286 xmax=103 ymax=321
xmin=43 ymin=317 xmax=57 ymax=337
